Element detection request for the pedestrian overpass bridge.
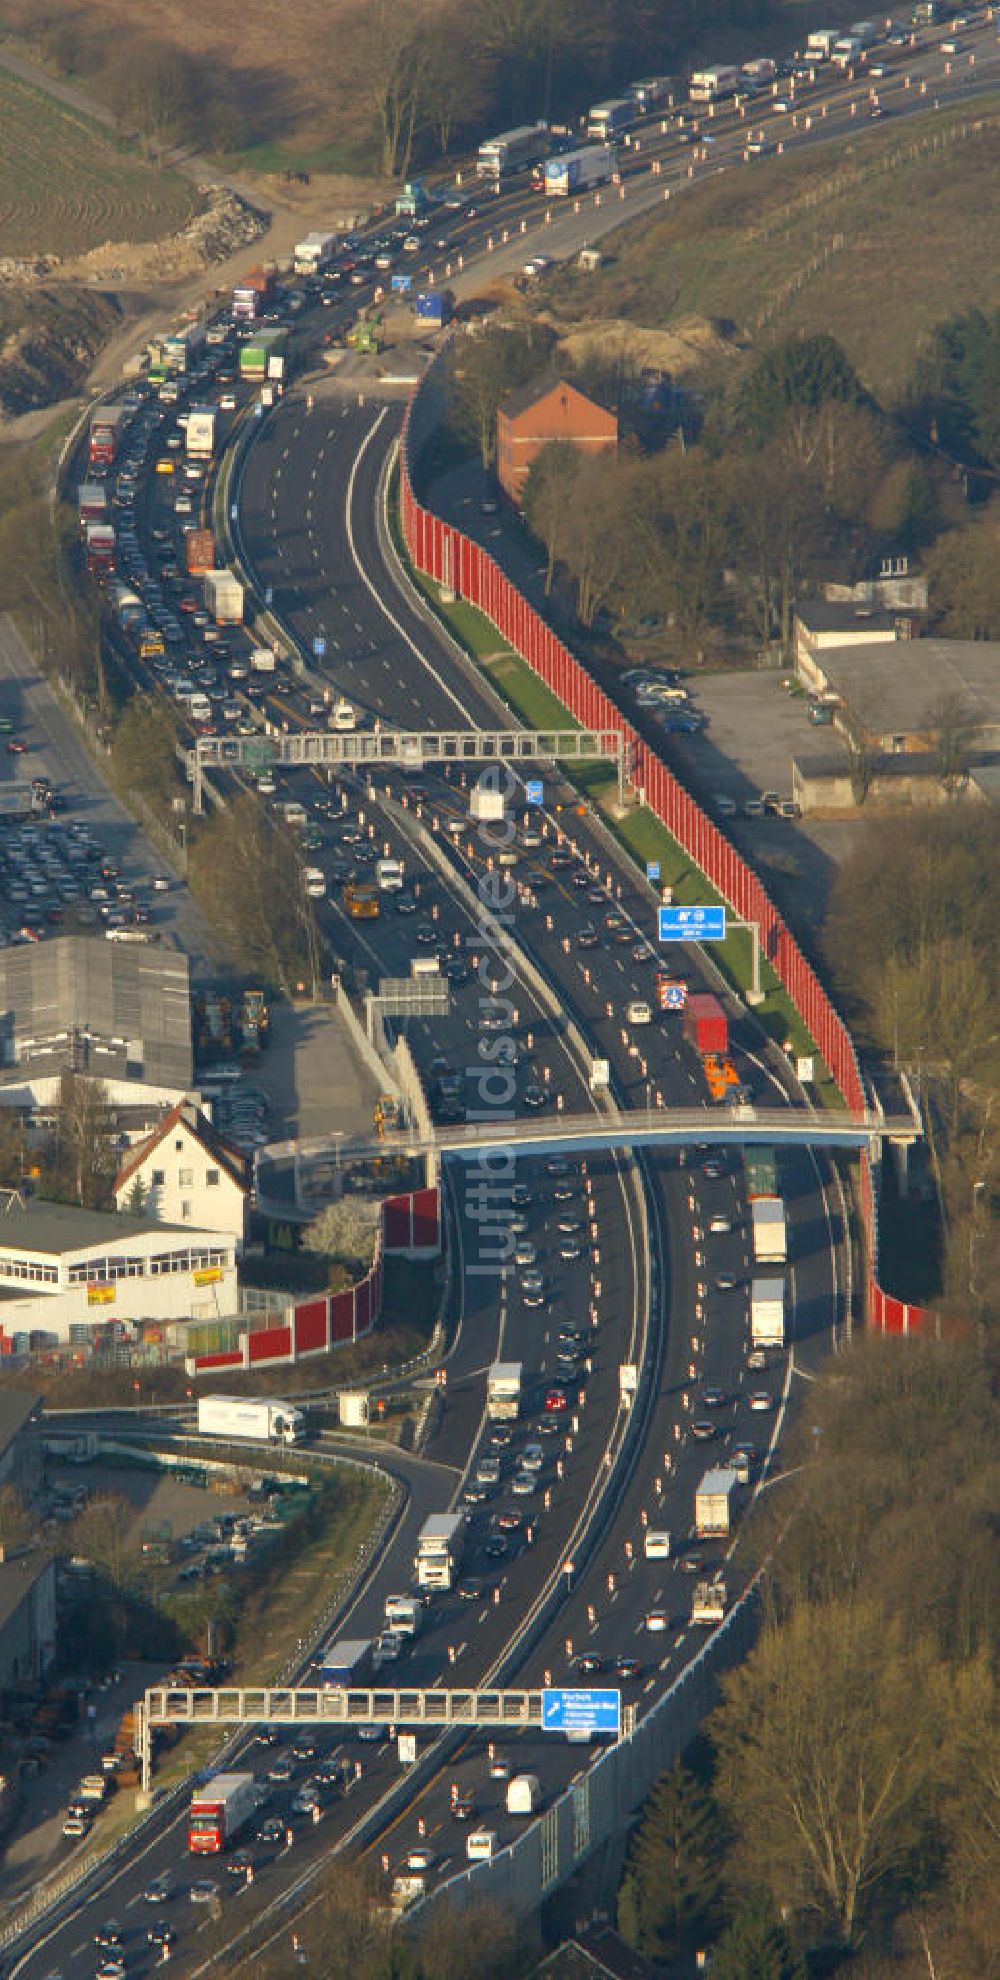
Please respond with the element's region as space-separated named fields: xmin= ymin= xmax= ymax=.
xmin=258 ymin=1102 xmax=919 ymax=1175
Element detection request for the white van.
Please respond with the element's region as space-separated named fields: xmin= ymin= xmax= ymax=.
xmin=280 ymin=801 xmax=308 ymax=829
xmin=376 ymin=857 xmax=404 ymax=892
xmin=627 ymin=1000 xmax=652 ymax=1026
xmin=330 ymin=698 xmax=356 ymax=732
xmin=303 ymin=867 xmax=326 ymax=899
xmin=466 ymin=1829 xmax=497 ymax=1862
xmin=410 ymin=957 xmax=441 ymax=978
xmin=644 ymin=1529 xmax=672 ymax=1560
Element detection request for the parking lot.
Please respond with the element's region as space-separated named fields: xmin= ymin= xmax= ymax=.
xmin=645 ymin=669 xmax=869 ymax=940
xmin=0 ymin=617 xmax=224 ymax=974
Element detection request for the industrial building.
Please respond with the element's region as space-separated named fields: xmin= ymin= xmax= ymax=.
xmin=0 ymin=938 xmax=192 ymax=1113
xmin=0 ymin=1198 xmax=237 ymax=1348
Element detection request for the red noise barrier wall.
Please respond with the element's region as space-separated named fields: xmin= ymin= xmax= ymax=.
xmin=401 ymin=375 xmax=933 ymax=1336
xmin=191 ymin=1186 xmax=440 ymax=1373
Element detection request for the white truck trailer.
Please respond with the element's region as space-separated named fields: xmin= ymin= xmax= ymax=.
xmin=543 ymin=145 xmax=615 ymax=197
xmin=691 ymin=1578 xmax=727 ymax=1626
xmin=751 ymin=1277 xmax=786 ymax=1348
xmin=487 ymin=1362 xmax=523 ymax=1421
xmin=751 ymin=1196 xmax=787 ymax=1264
xmin=695 ymin=1467 xmax=739 ymax=1539
xmin=197 ymin=1394 xmax=305 ymax=1446
xmin=415 ymin=1512 xmax=465 ymax=1591
xmin=204 ymin=569 xmax=244 ymax=625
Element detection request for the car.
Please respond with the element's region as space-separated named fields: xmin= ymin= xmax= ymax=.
xmin=494 ymin=1510 xmax=522 ymax=1531
xmin=291 ymin=1792 xmax=321 ymax=1816
xmin=267 ymin=1756 xmax=294 ymax=1782
xmin=6 ymin=738 xmax=27 ymax=754
xmin=511 ymin=1472 xmax=536 ymax=1497
xmin=701 ymin=1388 xmax=729 ymax=1410
xmin=556 ymin=1216 xmax=582 ymax=1235
xmin=714 ymin=1274 xmax=740 ymax=1293
xmin=572 ymin=1652 xmax=607 ymax=1675
xmin=405 ymin=1846 xmax=435 ymax=1871
xmin=702 ymin=1159 xmax=725 ymax=1179
xmin=476 ymin=1457 xmax=501 ymax=1486
xmin=614 ymin=1656 xmax=643 ymax=1679
xmin=520 ymin=1269 xmax=544 ymax=1294
xmin=645 ymin=1609 xmax=670 ymax=1633
xmin=524 ymin=1084 xmax=547 ymax=1110
xmin=189 ymin=1879 xmax=220 ymax=1904
xmin=488 ymin=1425 xmax=512 ymax=1449
xmin=357 ymin=1722 xmax=388 ymax=1742
xmin=678 ymin=1553 xmax=704 ymax=1576
xmin=544 ymin=1388 xmax=568 ymax=1413
xmin=457 ymin=1577 xmax=489 ymax=1601
xmin=709 ymin=1215 xmax=732 ymax=1234
xmin=93 ymin=1925 xmax=123 ymax=1950
xmin=226 ymin=1849 xmax=255 ymax=1876
xmin=96 ymin=1962 xmax=125 ymax=1980
xmin=746 ymin=1349 xmax=768 ymax=1372
xmin=450 ymin=1790 xmax=476 ymax=1821
xmin=256 ymin=1815 xmax=286 ymax=1844
xmin=143 ymin=1873 xmax=174 ymax=1903
xmin=749 ymin=1391 xmax=775 ymax=1412
xmin=559 ymin=1239 xmax=584 ymax=1260
xmin=484 ymin=1533 xmax=509 ymax=1560
xmin=551 ymin=1183 xmax=575 ymax=1202
xmin=147 ymin=1921 xmax=177 ymax=1948
xmin=62 ymin=1813 xmax=91 ymax=1837
xmin=292 ymin=1739 xmax=318 ymax=1761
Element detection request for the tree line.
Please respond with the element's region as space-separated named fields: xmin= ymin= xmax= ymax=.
xmin=616 ymin=1336 xmax=999 ymax=1979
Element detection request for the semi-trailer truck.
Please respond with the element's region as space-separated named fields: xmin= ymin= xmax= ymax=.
xmin=751 ymin=1196 xmax=787 ymax=1264
xmin=188 ymin=1772 xmax=261 ymax=1853
xmin=751 ymin=1277 xmax=786 ymax=1348
xmin=319 ymin=1636 xmax=374 ymax=1687
xmin=487 ymin=1362 xmax=522 ymax=1421
xmin=88 ymin=405 xmax=125 ymax=470
xmin=695 ymin=1467 xmax=739 ymax=1539
xmin=196 ymin=1395 xmax=305 ymax=1446
xmin=204 ymin=570 xmax=244 ymax=625
xmin=543 ymin=145 xmax=615 ymax=197
xmin=415 ymin=1512 xmax=465 ymax=1591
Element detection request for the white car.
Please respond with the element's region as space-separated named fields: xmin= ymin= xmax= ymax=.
xmin=709 ymin=1215 xmax=732 ymax=1234
xmin=749 ymin=1391 xmax=775 ymax=1412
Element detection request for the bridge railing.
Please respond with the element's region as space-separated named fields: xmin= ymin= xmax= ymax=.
xmin=398 ymin=350 xmax=932 ymax=1335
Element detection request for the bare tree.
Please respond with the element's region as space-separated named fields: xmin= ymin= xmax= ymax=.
xmin=713 ymin=1599 xmax=948 ymax=1946
xmin=55 ymin=1071 xmax=116 ymax=1210
xmin=336 ymin=0 xmax=432 ymax=179
xmin=922 ymin=691 xmax=982 ymax=795
xmin=302 ymin=1199 xmax=380 ymax=1272
xmin=71 ymin=1492 xmax=135 ymax=1589
xmin=522 ymin=440 xmax=581 ymax=594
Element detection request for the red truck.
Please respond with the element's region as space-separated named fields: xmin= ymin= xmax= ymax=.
xmin=682 ymin=993 xmax=728 ymax=1057
xmin=85 ymin=523 xmax=116 ymax=576
xmin=188 ymin=1772 xmax=261 ymax=1854
xmin=88 ymin=405 xmax=125 ymax=470
xmin=184 ymin=526 xmax=215 ymax=576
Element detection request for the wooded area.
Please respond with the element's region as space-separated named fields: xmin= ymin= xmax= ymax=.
xmin=617 ymin=1338 xmax=999 ymax=1978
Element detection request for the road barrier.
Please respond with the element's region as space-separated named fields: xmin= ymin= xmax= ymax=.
xmin=398 ymin=349 xmax=933 ymax=1336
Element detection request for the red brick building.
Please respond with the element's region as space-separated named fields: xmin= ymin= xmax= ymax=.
xmin=496 ymin=376 xmax=618 ymax=506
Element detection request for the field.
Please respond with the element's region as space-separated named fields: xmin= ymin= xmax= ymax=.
xmin=0 ymin=71 xmax=197 ymax=259
xmin=547 ymin=97 xmax=1000 ymax=402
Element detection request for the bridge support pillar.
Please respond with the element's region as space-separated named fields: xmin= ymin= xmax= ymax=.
xmin=136 ymin=1699 xmax=152 ymax=1795
xmin=888 ymin=1134 xmax=918 ymax=1199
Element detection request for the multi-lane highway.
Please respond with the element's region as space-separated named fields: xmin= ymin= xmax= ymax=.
xmin=23 ymin=14 xmax=987 ymax=1966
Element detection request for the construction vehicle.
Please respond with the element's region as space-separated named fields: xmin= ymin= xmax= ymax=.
xmin=346 ymin=308 xmax=384 ymax=356
xmin=243 ymin=988 xmax=269 ymax=1042
xmin=374 ymin=1095 xmax=401 ymax=1138
xmin=702 ymin=1052 xmax=740 ymax=1103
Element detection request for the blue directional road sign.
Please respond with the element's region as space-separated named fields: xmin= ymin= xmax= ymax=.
xmin=542 ymin=1688 xmax=621 ymax=1736
xmin=646 ymin=860 xmax=660 ymax=884
xmin=391 ymin=274 xmax=413 ymax=293
xmin=658 ymin=904 xmax=726 ymax=943
xmin=525 ymin=779 xmax=544 ymax=807
xmin=312 ymin=635 xmax=327 ymax=661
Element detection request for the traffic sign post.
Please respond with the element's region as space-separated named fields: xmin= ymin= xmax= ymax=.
xmin=312 ymin=634 xmax=327 ymax=661
xmin=525 ymin=778 xmax=544 ymax=806
xmin=646 ymin=860 xmax=660 ymax=884
xmin=658 ymin=904 xmax=726 ymax=943
xmin=542 ymin=1688 xmax=621 ymax=1737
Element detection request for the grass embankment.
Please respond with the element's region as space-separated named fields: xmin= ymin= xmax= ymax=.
xmin=410 ymin=564 xmax=841 ymax=1101
xmin=546 ymin=94 xmax=1000 ymax=400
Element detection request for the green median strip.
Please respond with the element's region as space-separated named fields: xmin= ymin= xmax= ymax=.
xmin=405 ymin=529 xmax=841 ymax=1107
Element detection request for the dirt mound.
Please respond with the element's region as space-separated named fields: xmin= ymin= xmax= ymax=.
xmin=0 ymin=286 xmax=121 ymax=419
xmin=59 ymin=185 xmax=269 ymax=287
xmin=554 ymin=313 xmax=749 ymax=380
